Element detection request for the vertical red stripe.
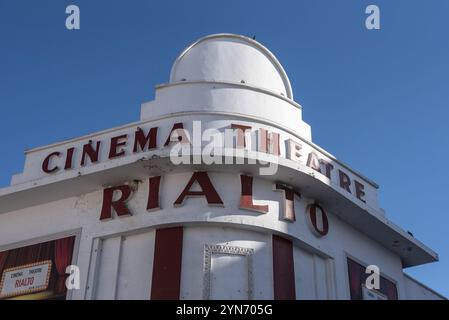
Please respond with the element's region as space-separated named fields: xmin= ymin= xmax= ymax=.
xmin=272 ymin=235 xmax=296 ymax=300
xmin=151 ymin=227 xmax=183 ymax=299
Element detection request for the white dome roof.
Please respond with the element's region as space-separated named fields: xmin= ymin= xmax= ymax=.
xmin=169 ymin=34 xmax=293 ymax=99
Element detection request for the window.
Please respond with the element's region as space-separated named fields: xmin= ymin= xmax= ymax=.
xmin=0 ymin=236 xmax=75 ymax=300
xmin=347 ymin=258 xmax=398 ymax=300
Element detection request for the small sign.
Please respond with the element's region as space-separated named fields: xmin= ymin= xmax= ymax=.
xmin=0 ymin=260 xmax=52 ymax=299
xmin=362 ymin=284 xmax=387 ymax=300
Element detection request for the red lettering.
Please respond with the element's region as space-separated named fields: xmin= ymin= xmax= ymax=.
xmin=321 ymin=160 xmax=334 ymax=179
xmin=133 ymin=127 xmax=158 ymax=153
xmin=109 ymin=134 xmax=127 ymax=159
xmin=307 ymin=204 xmax=329 ymax=237
xmin=100 ymin=185 xmax=133 ymax=220
xmin=306 ymin=152 xmax=321 ymax=173
xmin=64 ymin=147 xmax=75 ymax=170
xmin=355 ymin=180 xmax=366 ymax=203
xmin=174 ymin=172 xmax=223 ymax=206
xmin=339 ymin=170 xmax=351 ymax=193
xmin=42 ymin=152 xmax=61 ymax=173
xmin=259 ymin=129 xmax=280 ymax=155
xmin=239 ymin=175 xmax=269 ymax=213
xmin=164 ymin=123 xmax=189 ymax=146
xmin=81 ymin=141 xmax=101 ymax=166
xmin=231 ymin=124 xmax=252 ymax=148
xmin=147 ymin=176 xmax=161 ymax=211
xmin=14 ymin=277 xmax=34 ymax=288
xmin=274 ymin=183 xmax=300 ymax=221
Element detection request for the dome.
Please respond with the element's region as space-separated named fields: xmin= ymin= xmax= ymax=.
xmin=169 ymin=34 xmax=293 ymax=99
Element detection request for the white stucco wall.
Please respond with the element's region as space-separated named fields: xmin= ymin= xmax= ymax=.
xmin=0 ymin=170 xmax=434 ymax=300
xmin=403 ymin=274 xmax=446 ymax=300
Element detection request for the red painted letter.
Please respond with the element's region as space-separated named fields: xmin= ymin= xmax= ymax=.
xmin=133 ymin=127 xmax=158 ymax=153
xmin=321 ymin=159 xmax=334 ymax=179
xmin=355 ymin=180 xmax=366 ymax=203
xmin=259 ymin=129 xmax=280 ymax=155
xmin=109 ymin=134 xmax=127 ymax=159
xmin=306 ymin=152 xmax=321 ymax=173
xmin=100 ymin=185 xmax=133 ymax=220
xmin=231 ymin=124 xmax=252 ymax=148
xmin=174 ymin=172 xmax=223 ymax=206
xmin=307 ymin=204 xmax=329 ymax=237
xmin=339 ymin=169 xmax=351 ymax=193
xmin=147 ymin=176 xmax=161 ymax=211
xmin=164 ymin=123 xmax=189 ymax=146
xmin=64 ymin=147 xmax=75 ymax=170
xmin=274 ymin=183 xmax=301 ymax=222
xmin=42 ymin=152 xmax=61 ymax=173
xmin=239 ymin=175 xmax=269 ymax=213
xmin=81 ymin=141 xmax=101 ymax=166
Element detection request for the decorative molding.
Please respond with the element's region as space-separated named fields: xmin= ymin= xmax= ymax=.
xmin=202 ymin=244 xmax=254 ymax=300
xmin=156 ymin=80 xmax=298 ymax=107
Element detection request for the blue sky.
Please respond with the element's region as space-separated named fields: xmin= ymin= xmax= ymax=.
xmin=0 ymin=0 xmax=448 ymax=297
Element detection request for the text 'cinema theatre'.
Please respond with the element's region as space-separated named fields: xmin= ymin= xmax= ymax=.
xmin=0 ymin=34 xmax=444 ymax=300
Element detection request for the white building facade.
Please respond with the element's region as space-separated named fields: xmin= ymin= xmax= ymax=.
xmin=0 ymin=34 xmax=444 ymax=300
